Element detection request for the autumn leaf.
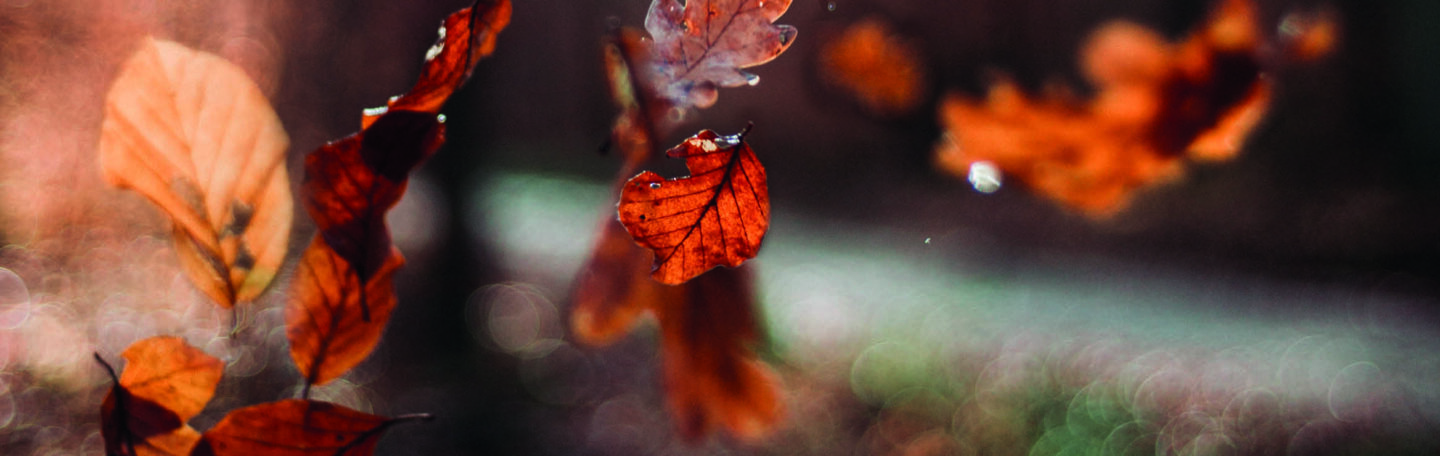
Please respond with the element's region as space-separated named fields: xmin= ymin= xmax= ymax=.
xmin=97 ymin=336 xmax=224 ymax=456
xmin=656 ymin=266 xmax=784 ymax=441
xmin=193 ymin=399 xmax=431 ymax=456
xmin=645 ymin=0 xmax=798 ymax=109
xmin=619 ymin=124 xmax=770 ymax=285
xmin=288 ymin=237 xmax=405 ymax=388
xmin=570 ymin=218 xmax=678 ymax=345
xmin=290 ymin=0 xmax=508 ymax=389
xmin=933 ymin=0 xmax=1275 ymax=216
xmin=98 ymin=37 xmax=292 ymax=308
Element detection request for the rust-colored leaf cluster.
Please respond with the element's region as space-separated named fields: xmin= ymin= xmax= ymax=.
xmin=933 ymin=0 xmax=1329 ymax=216
xmin=289 ymin=0 xmax=509 ymax=389
xmin=573 ymin=0 xmax=788 ymax=442
xmin=98 ymin=337 xmax=429 ymax=456
xmin=98 ymin=37 xmax=292 ymax=309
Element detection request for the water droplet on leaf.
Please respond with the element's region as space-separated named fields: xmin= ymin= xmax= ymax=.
xmin=649 ymin=182 xmax=662 ymax=189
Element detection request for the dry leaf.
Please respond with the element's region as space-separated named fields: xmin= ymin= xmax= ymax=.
xmin=645 ymin=0 xmax=798 ymax=108
xmin=287 ymin=237 xmax=404 ymax=387
xmin=98 ymin=37 xmax=292 ymax=308
xmin=194 ymin=399 xmax=426 ymax=456
xmin=99 ymin=336 xmax=223 ymax=456
xmin=619 ymin=125 xmax=770 ymax=285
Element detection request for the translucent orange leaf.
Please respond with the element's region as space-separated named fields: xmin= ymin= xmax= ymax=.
xmin=194 ymin=399 xmax=426 ymax=456
xmin=657 ymin=266 xmax=783 ymax=441
xmin=99 ymin=336 xmax=223 ymax=456
xmin=618 ymin=125 xmax=770 ymax=285
xmin=645 ymin=0 xmax=797 ymax=108
xmin=98 ymin=37 xmax=292 ymax=308
xmin=934 ymin=0 xmax=1272 ymax=216
xmin=288 ymin=236 xmax=404 ymax=387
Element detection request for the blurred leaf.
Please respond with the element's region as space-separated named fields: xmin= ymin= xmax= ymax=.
xmin=619 ymin=125 xmax=770 ymax=285
xmin=819 ymin=18 xmax=927 ymax=117
xmin=98 ymin=37 xmax=292 ymax=308
xmin=934 ymin=0 xmax=1274 ymax=216
xmin=99 ymin=336 xmax=223 ymax=456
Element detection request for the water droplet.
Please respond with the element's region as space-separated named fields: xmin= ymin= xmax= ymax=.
xmin=827 ymin=1 xmax=837 ymax=12
xmin=649 ymin=182 xmax=662 ymax=190
xmin=924 ymin=237 xmax=931 ymax=244
xmin=743 ymin=72 xmax=760 ymax=86
xmin=778 ymin=25 xmax=798 ymax=45
xmin=967 ymin=161 xmax=1003 ymax=194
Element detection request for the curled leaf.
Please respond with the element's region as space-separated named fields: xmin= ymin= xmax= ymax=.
xmin=98 ymin=37 xmax=292 ymax=308
xmin=618 ymin=125 xmax=770 ymax=285
xmin=194 ymin=399 xmax=427 ymax=456
xmin=934 ymin=0 xmax=1273 ymax=216
xmin=99 ymin=336 xmax=223 ymax=456
xmin=288 ymin=237 xmax=404 ymax=387
xmin=645 ymin=0 xmax=798 ymax=108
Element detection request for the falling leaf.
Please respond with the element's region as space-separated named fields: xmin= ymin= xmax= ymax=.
xmin=933 ymin=0 xmax=1275 ymax=216
xmin=819 ymin=18 xmax=928 ymax=117
xmin=193 ymin=399 xmax=430 ymax=456
xmin=571 ymin=219 xmax=677 ymax=345
xmin=287 ymin=237 xmax=405 ymax=387
xmin=364 ymin=0 xmax=513 ymax=126
xmin=656 ymin=266 xmax=784 ymax=441
xmin=618 ymin=124 xmax=770 ymax=285
xmin=98 ymin=336 xmax=223 ymax=456
xmin=290 ymin=0 xmax=509 ymax=388
xmin=645 ymin=0 xmax=798 ymax=109
xmin=98 ymin=36 xmax=292 ymax=308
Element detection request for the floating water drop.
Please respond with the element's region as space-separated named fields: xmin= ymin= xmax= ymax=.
xmin=827 ymin=1 xmax=837 ymax=12
xmin=967 ymin=161 xmax=1002 ymax=194
xmin=743 ymin=72 xmax=760 ymax=86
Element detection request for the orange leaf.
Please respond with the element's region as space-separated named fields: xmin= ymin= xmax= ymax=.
xmin=99 ymin=336 xmax=223 ymax=456
xmin=819 ymin=18 xmax=928 ymax=117
xmin=618 ymin=125 xmax=770 ymax=285
xmin=934 ymin=0 xmax=1272 ymax=216
xmin=288 ymin=237 xmax=404 ymax=387
xmin=656 ymin=266 xmax=783 ymax=441
xmin=364 ymin=0 xmax=513 ymax=126
xmin=194 ymin=399 xmax=426 ymax=456
xmin=645 ymin=0 xmax=797 ymax=108
xmin=570 ymin=219 xmax=679 ymax=345
xmin=98 ymin=37 xmax=292 ymax=308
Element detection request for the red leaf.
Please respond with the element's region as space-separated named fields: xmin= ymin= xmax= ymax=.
xmin=365 ymin=0 xmax=513 ymax=125
xmin=98 ymin=336 xmax=223 ymax=456
xmin=194 ymin=399 xmax=427 ymax=456
xmin=290 ymin=0 xmax=508 ymax=387
xmin=656 ymin=266 xmax=784 ymax=441
xmin=287 ymin=237 xmax=404 ymax=387
xmin=570 ymin=219 xmax=678 ymax=345
xmin=645 ymin=0 xmax=797 ymax=108
xmin=618 ymin=125 xmax=770 ymax=285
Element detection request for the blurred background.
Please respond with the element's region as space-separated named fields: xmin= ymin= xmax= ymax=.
xmin=3 ymin=0 xmax=1440 ymax=454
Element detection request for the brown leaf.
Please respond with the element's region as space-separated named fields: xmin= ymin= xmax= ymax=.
xmin=287 ymin=237 xmax=404 ymax=387
xmin=618 ymin=125 xmax=771 ymax=285
xmin=570 ymin=219 xmax=679 ymax=345
xmin=194 ymin=399 xmax=423 ymax=456
xmin=933 ymin=0 xmax=1272 ymax=216
xmin=645 ymin=0 xmax=798 ymax=108
xmin=99 ymin=336 xmax=223 ymax=456
xmin=656 ymin=266 xmax=783 ymax=441
xmin=98 ymin=37 xmax=292 ymax=308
